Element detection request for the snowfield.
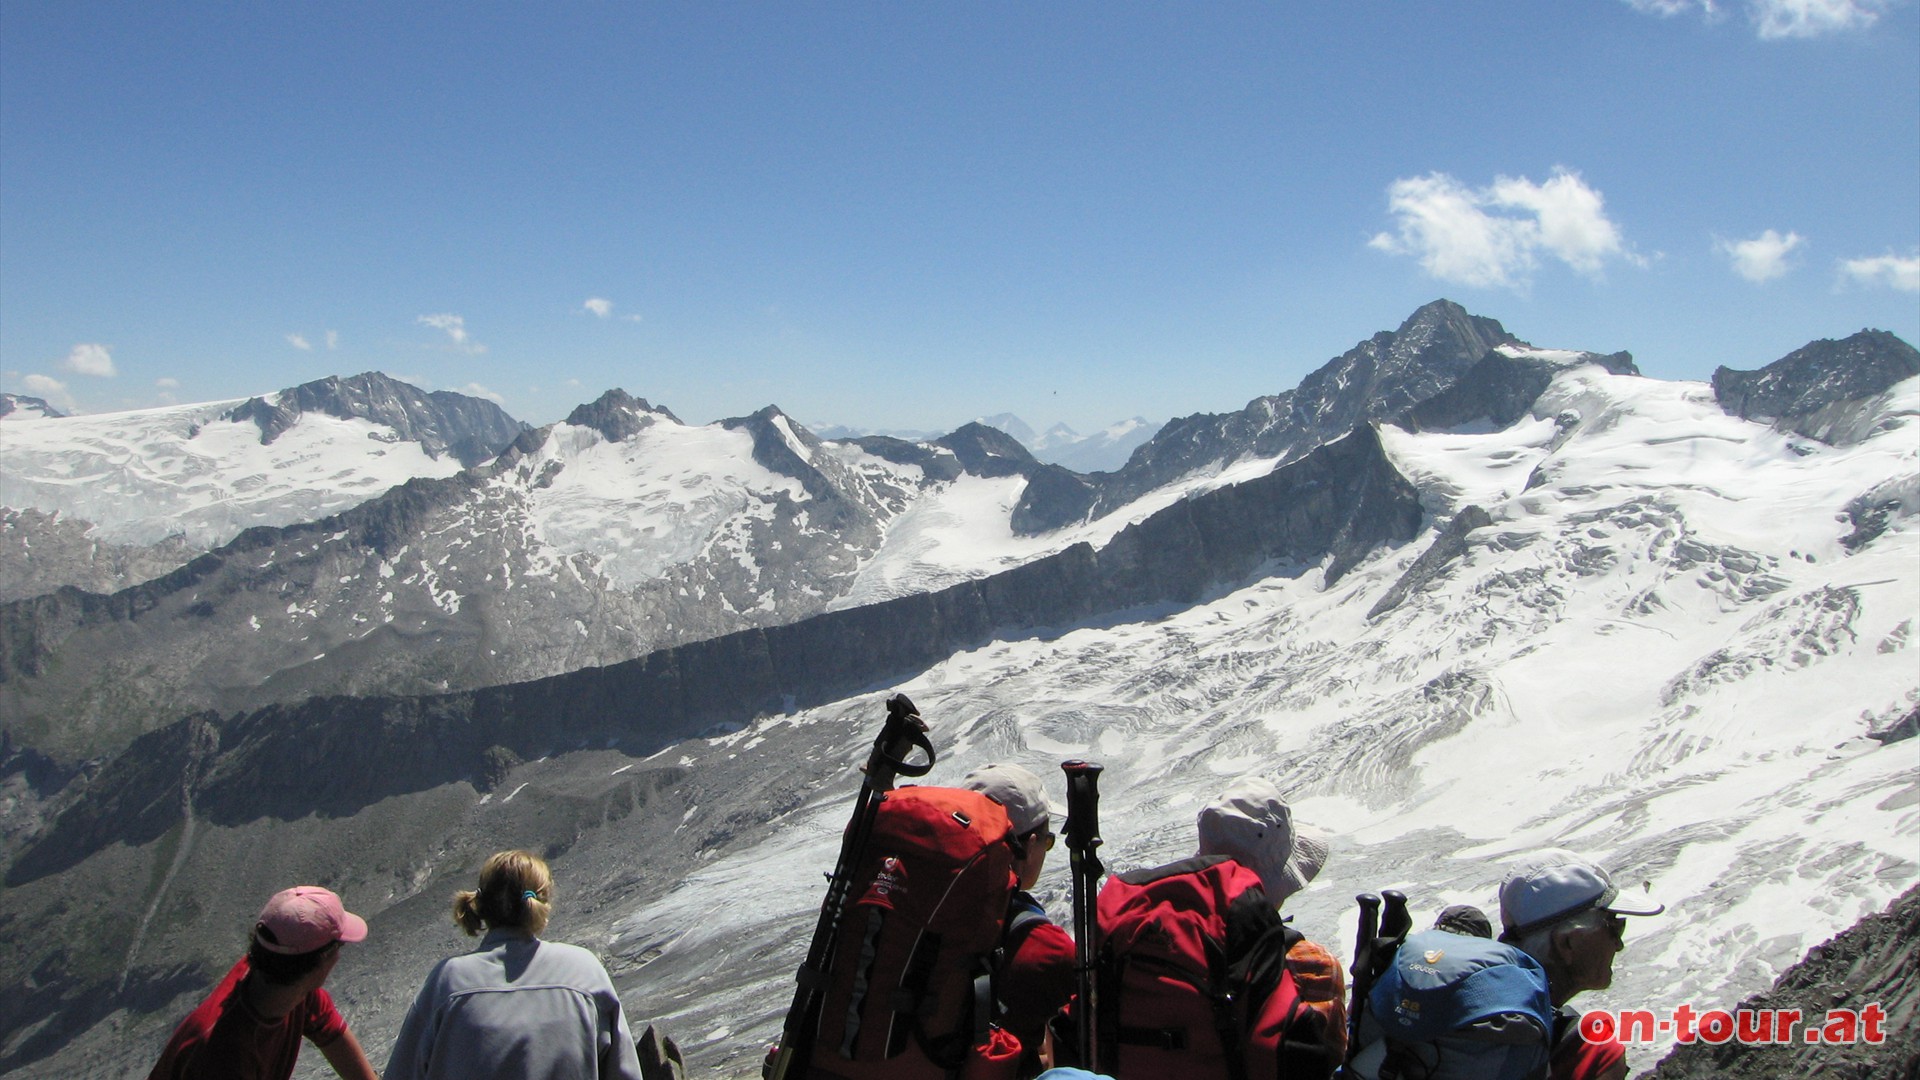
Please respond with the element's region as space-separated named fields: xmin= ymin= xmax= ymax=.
xmin=0 ymin=398 xmax=468 ymax=548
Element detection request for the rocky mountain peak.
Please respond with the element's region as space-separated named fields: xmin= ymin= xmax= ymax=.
xmin=1712 ymin=329 xmax=1920 ymax=445
xmin=222 ymin=371 xmax=529 ymax=467
xmin=936 ymin=421 xmax=1039 ymax=479
xmin=1038 ymin=300 xmax=1526 ymax=531
xmin=0 ymin=394 xmax=66 ymax=420
xmin=564 ymin=388 xmax=679 ymax=442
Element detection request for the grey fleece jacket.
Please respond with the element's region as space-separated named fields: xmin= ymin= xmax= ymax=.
xmin=385 ymin=928 xmax=645 ymax=1080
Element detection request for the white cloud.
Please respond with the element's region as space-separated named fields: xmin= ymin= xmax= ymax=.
xmin=1625 ymin=0 xmax=1723 ymax=17
xmin=1621 ymin=0 xmax=1891 ymax=36
xmin=583 ymin=297 xmax=614 ymax=318
xmin=1719 ymin=229 xmax=1805 ymax=282
xmin=1490 ymin=171 xmax=1635 ymax=276
xmin=1751 ymin=0 xmax=1890 ymax=37
xmin=417 ymin=313 xmax=486 ymax=354
xmin=326 ymin=330 xmax=339 ymax=350
xmin=287 ymin=333 xmax=313 ymax=351
xmin=21 ymin=373 xmax=77 ymax=411
xmin=1839 ymin=252 xmax=1920 ymax=292
xmin=155 ymin=377 xmax=180 ymax=389
xmin=61 ymin=343 xmax=117 ymax=378
xmin=1370 ymin=168 xmax=1636 ymax=290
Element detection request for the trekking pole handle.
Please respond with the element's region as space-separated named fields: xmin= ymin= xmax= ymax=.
xmin=1351 ymin=893 xmax=1381 ymax=977
xmin=869 ymin=693 xmax=935 ymax=787
xmin=1060 ymin=760 xmax=1104 ymax=854
xmin=1379 ymin=889 xmax=1411 ymax=943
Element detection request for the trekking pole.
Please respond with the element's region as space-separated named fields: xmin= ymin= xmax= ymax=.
xmin=1340 ymin=892 xmax=1381 ymax=1073
xmin=1060 ymin=760 xmax=1105 ymax=1074
xmin=767 ymin=693 xmax=936 ymax=1080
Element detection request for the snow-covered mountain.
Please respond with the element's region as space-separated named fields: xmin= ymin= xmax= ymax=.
xmin=0 ymin=392 xmax=1209 ymax=762
xmin=3 ymin=305 xmax=1537 ymax=761
xmin=0 ymin=393 xmax=66 ymax=420
xmin=0 ymin=373 xmax=527 ymax=599
xmin=1 ymin=321 xmax=1913 ymax=1078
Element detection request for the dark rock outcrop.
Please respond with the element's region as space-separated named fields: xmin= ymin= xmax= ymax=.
xmin=848 ymin=435 xmax=965 ymax=482
xmin=1869 ymin=706 xmax=1918 ymax=745
xmin=564 ymin=388 xmax=679 ymax=442
xmin=1368 ymin=505 xmax=1496 ymax=619
xmin=935 ymin=422 xmax=1036 ymax=478
xmin=0 ymin=393 xmax=65 ymax=420
xmin=1643 ymin=884 xmax=1920 ymax=1080
xmin=9 ymin=424 xmax=1422 ymax=883
xmin=1843 ymin=475 xmax=1920 ymax=552
xmin=1397 ymin=349 xmax=1639 ymax=433
xmin=1712 ymin=330 xmax=1920 ymax=445
xmin=222 ymin=371 xmax=529 ymax=466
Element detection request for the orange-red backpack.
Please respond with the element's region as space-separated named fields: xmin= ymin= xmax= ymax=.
xmin=807 ymin=785 xmax=1024 ymax=1080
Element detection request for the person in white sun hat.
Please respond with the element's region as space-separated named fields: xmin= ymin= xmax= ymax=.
xmin=1195 ymin=775 xmax=1333 ymax=907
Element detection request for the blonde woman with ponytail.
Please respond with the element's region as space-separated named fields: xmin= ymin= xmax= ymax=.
xmin=385 ymin=851 xmax=645 ymax=1080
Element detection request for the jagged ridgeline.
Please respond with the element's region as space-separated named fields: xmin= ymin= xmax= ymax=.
xmin=0 ymin=300 xmax=1540 ymax=764
xmin=0 ymin=303 xmax=1914 ymax=1079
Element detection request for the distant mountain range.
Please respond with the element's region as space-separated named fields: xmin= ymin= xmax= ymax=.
xmin=0 ymin=302 xmax=1914 ymax=1078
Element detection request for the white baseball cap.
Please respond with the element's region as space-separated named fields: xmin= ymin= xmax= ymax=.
xmin=1500 ymin=856 xmax=1664 ymax=937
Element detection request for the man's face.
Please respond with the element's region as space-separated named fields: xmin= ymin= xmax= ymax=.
xmin=1558 ymin=912 xmax=1625 ymax=994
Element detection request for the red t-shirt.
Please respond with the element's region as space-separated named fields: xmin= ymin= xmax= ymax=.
xmin=147 ymin=957 xmax=348 ymax=1080
xmin=1552 ymin=1025 xmax=1626 ymax=1080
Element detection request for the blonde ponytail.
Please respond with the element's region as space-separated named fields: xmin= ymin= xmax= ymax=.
xmin=452 ymin=850 xmax=555 ymax=937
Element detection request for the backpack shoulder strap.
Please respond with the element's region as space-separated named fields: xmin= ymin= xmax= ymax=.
xmin=1003 ymin=895 xmax=1050 ymax=953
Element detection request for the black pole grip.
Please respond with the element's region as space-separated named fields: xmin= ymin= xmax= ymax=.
xmin=874 ymin=694 xmax=934 ymax=780
xmin=1351 ymin=893 xmax=1381 ymax=977
xmin=1061 ymin=760 xmax=1104 ymax=851
xmin=1379 ymin=889 xmax=1411 ymax=943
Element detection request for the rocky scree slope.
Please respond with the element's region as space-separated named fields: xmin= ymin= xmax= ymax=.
xmin=1644 ymin=884 xmax=1919 ymax=1080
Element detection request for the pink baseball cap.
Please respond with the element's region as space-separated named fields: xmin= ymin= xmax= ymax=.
xmin=253 ymin=886 xmax=369 ymax=955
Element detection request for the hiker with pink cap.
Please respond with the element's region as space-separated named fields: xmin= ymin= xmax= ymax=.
xmin=147 ymin=885 xmax=378 ymax=1080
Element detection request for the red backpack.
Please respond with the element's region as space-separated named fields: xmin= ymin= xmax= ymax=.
xmin=1094 ymin=855 xmax=1345 ymax=1080
xmin=808 ymin=785 xmax=1025 ymax=1080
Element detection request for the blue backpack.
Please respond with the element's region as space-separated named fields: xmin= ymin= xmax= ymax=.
xmin=1350 ymin=929 xmax=1554 ymax=1080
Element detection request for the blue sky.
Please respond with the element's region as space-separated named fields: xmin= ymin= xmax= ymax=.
xmin=3 ymin=2 xmax=1916 ymax=432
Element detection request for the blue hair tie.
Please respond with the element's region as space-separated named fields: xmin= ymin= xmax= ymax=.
xmin=523 ymin=890 xmax=540 ymax=902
